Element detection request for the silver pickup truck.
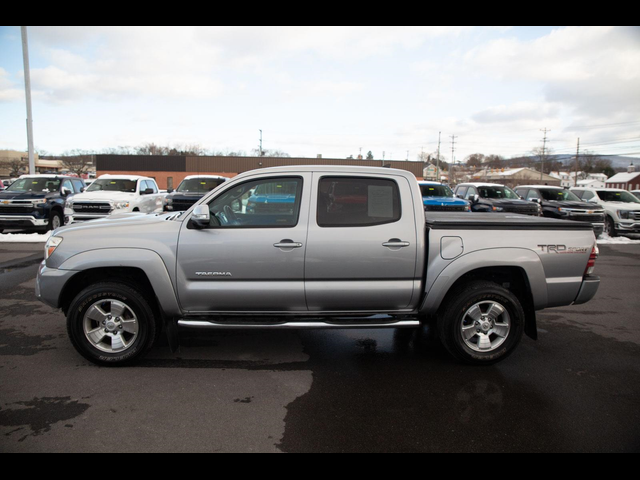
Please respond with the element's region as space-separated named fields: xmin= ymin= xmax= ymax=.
xmin=36 ymin=166 xmax=600 ymax=366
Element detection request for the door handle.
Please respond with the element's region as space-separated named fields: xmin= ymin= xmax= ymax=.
xmin=383 ymin=239 xmax=410 ymax=248
xmin=274 ymin=239 xmax=303 ymax=249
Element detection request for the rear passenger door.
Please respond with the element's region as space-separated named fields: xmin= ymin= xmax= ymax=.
xmin=305 ymin=173 xmax=419 ymax=312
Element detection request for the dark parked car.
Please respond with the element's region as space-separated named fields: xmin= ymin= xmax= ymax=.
xmin=164 ymin=175 xmax=228 ymax=212
xmin=0 ymin=175 xmax=85 ymax=233
xmin=454 ymin=183 xmax=541 ymax=216
xmin=514 ymin=185 xmax=605 ymax=236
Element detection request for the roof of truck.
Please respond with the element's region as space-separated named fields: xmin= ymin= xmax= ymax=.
xmin=235 ymin=165 xmax=417 ymax=179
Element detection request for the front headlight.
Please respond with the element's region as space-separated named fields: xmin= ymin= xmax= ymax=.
xmin=65 ymin=201 xmax=73 ymax=209
xmin=114 ymin=202 xmax=130 ymax=209
xmin=618 ymin=210 xmax=630 ymax=220
xmin=45 ymin=236 xmax=63 ymax=260
xmin=492 ymin=206 xmax=504 ymax=212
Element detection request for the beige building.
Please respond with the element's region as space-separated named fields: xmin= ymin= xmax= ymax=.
xmin=472 ymin=167 xmax=561 ymax=189
xmin=0 ymin=150 xmax=67 ymax=178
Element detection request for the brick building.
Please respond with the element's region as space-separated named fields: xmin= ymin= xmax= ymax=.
xmin=96 ymin=155 xmax=426 ymax=190
xmin=606 ymin=164 xmax=640 ymax=191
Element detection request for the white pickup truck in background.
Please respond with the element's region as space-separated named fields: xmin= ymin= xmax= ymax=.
xmin=66 ymin=174 xmax=165 ymax=223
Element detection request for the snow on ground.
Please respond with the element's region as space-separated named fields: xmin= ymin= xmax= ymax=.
xmin=0 ymin=231 xmax=52 ymax=243
xmin=597 ymin=233 xmax=640 ymax=245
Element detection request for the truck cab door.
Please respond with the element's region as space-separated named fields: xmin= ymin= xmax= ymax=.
xmin=176 ymin=173 xmax=311 ymax=313
xmin=305 ymin=173 xmax=420 ymax=312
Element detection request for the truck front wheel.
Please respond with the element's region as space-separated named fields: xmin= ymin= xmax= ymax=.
xmin=438 ymin=281 xmax=525 ymax=365
xmin=66 ymin=282 xmax=157 ymax=367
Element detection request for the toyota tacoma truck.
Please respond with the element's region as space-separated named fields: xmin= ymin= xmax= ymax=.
xmin=36 ymin=166 xmax=600 ymax=366
xmin=66 ymin=174 xmax=165 ymax=223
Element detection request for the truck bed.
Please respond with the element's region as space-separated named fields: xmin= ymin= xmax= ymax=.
xmin=425 ymin=211 xmax=595 ymax=230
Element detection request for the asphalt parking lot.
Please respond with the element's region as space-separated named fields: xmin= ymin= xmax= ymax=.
xmin=0 ymin=240 xmax=639 ymax=453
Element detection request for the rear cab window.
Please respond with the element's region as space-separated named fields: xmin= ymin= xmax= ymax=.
xmin=317 ymin=177 xmax=401 ymax=227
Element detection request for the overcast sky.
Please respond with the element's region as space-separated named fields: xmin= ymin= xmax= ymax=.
xmin=1 ymin=26 xmax=639 ymax=163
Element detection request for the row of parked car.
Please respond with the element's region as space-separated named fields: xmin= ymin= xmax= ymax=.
xmin=0 ymin=173 xmax=229 ymax=234
xmin=2 ymin=173 xmax=640 ymax=238
xmin=418 ymin=180 xmax=640 ymax=237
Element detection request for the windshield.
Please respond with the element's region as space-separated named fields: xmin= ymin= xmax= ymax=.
xmin=7 ymin=177 xmax=60 ymax=193
xmin=87 ymin=178 xmax=138 ymax=193
xmin=539 ymin=189 xmax=582 ymax=202
xmin=477 ymin=186 xmax=520 ymax=200
xmin=420 ymin=184 xmax=453 ymax=198
xmin=597 ymin=190 xmax=640 ymax=203
xmin=177 ymin=178 xmax=225 ymax=193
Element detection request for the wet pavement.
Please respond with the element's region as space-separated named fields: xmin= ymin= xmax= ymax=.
xmin=0 ymin=243 xmax=639 ymax=452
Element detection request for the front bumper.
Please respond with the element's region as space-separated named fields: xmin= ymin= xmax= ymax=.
xmin=70 ymin=213 xmax=111 ymax=222
xmin=573 ymin=276 xmax=600 ymax=305
xmin=616 ymin=221 xmax=640 ymax=233
xmin=0 ymin=215 xmax=49 ymax=229
xmin=35 ymin=262 xmax=77 ymax=309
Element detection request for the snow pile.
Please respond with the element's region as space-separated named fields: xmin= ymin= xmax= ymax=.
xmin=0 ymin=231 xmax=52 ymax=243
xmin=597 ymin=233 xmax=640 ymax=245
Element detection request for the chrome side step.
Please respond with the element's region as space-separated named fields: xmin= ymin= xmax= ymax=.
xmin=177 ymin=319 xmax=421 ymax=330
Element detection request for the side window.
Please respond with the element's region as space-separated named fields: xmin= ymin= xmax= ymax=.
xmin=526 ymin=189 xmax=540 ymax=201
xmin=72 ymin=179 xmax=84 ymax=192
xmin=147 ymin=180 xmax=158 ymax=194
xmin=61 ymin=179 xmax=74 ymax=193
xmin=317 ymin=177 xmax=401 ymax=227
xmin=455 ymin=186 xmax=467 ymax=199
xmin=208 ymin=177 xmax=303 ymax=228
xmin=581 ymin=191 xmax=594 ymax=201
xmin=465 ymin=187 xmax=477 ymax=200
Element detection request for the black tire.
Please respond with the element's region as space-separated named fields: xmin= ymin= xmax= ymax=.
xmin=605 ymin=216 xmax=617 ymax=237
xmin=49 ymin=210 xmax=63 ymax=231
xmin=437 ymin=280 xmax=525 ymax=365
xmin=66 ymin=282 xmax=157 ymax=367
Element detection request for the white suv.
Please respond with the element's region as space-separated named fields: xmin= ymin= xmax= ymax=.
xmin=570 ymin=187 xmax=640 ymax=237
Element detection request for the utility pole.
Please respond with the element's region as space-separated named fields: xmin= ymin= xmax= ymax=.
xmin=437 ymin=132 xmax=441 ymax=183
xmin=450 ymin=135 xmax=457 ymax=185
xmin=540 ymin=128 xmax=550 ymax=181
xmin=21 ymin=26 xmax=35 ymax=175
xmin=259 ymin=129 xmax=263 ymax=156
xmin=575 ymin=138 xmax=580 ymax=187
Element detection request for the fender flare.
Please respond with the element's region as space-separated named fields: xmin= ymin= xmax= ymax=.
xmin=58 ymin=248 xmax=181 ymax=317
xmin=419 ymin=247 xmax=547 ymax=315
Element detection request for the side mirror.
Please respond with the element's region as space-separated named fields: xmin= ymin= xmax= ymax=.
xmin=167 ymin=188 xmax=174 ymax=194
xmin=141 ymin=188 xmax=154 ymax=195
xmin=61 ymin=187 xmax=72 ymax=197
xmin=188 ymin=205 xmax=210 ymax=229
xmin=473 ymin=194 xmax=480 ymax=204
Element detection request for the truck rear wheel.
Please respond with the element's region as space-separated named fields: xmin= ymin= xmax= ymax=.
xmin=438 ymin=280 xmax=525 ymax=365
xmin=66 ymin=282 xmax=157 ymax=367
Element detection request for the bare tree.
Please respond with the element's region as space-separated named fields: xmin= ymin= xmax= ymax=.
xmin=0 ymin=156 xmax=28 ymax=178
xmin=59 ymin=150 xmax=95 ymax=177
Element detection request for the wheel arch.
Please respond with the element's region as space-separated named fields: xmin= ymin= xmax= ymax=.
xmin=420 ymin=248 xmax=546 ymax=340
xmin=57 ymin=248 xmax=181 ymax=318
